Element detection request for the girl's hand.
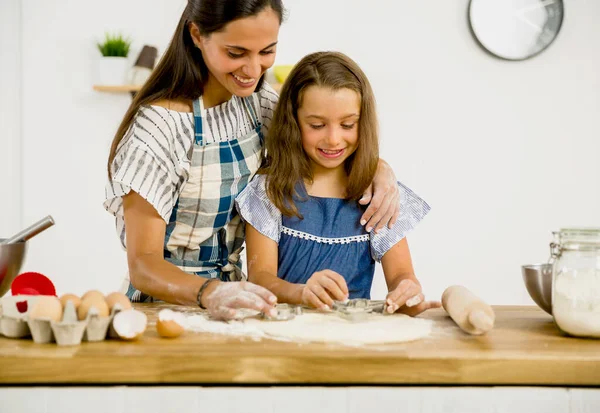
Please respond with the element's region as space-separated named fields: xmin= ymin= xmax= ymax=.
xmin=359 ymin=160 xmax=400 ymax=233
xmin=301 ymin=270 xmax=349 ymax=311
xmin=385 ymin=279 xmax=442 ymax=317
xmin=203 ymin=280 xmax=278 ymax=320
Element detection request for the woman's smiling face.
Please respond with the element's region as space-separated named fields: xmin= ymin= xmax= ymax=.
xmin=190 ymin=6 xmax=280 ymax=98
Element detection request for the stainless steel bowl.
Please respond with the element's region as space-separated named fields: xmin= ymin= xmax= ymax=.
xmin=521 ymin=263 xmax=553 ymax=315
xmin=0 ymin=240 xmax=27 ymax=297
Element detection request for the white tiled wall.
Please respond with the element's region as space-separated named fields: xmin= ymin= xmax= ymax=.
xmin=1 ymin=387 xmax=599 ymax=413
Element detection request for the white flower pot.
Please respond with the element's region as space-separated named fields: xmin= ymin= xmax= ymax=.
xmin=97 ymin=56 xmax=128 ymax=85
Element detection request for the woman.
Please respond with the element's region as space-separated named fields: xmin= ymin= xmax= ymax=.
xmin=104 ymin=0 xmax=401 ymax=320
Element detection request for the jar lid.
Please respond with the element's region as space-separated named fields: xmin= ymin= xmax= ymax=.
xmin=553 ymin=227 xmax=600 ymax=250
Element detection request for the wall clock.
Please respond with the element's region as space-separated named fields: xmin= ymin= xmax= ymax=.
xmin=469 ymin=0 xmax=564 ymax=61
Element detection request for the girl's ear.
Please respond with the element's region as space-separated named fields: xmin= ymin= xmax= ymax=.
xmin=188 ymin=22 xmax=204 ymax=50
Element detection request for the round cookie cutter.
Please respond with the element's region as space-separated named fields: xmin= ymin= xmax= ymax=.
xmin=262 ymin=303 xmax=302 ymax=321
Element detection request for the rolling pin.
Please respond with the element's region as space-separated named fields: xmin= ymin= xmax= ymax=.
xmin=441 ymin=285 xmax=495 ymax=335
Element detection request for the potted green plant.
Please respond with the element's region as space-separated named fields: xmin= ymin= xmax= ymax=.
xmin=96 ymin=33 xmax=132 ymax=86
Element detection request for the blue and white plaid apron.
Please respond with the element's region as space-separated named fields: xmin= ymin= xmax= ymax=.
xmin=127 ymin=96 xmax=264 ymax=302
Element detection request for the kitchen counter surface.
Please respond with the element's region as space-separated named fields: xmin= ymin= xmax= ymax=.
xmin=1 ymin=305 xmax=599 ymax=385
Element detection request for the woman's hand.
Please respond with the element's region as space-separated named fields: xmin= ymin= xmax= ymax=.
xmin=385 ymin=279 xmax=441 ymax=317
xmin=359 ymin=160 xmax=400 ymax=233
xmin=301 ymin=270 xmax=349 ymax=311
xmin=202 ymin=280 xmax=278 ymax=320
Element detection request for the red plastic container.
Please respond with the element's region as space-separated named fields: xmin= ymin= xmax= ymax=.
xmin=11 ymin=272 xmax=56 ymax=296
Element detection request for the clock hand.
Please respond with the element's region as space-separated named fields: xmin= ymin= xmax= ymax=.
xmin=515 ymin=0 xmax=556 ymax=34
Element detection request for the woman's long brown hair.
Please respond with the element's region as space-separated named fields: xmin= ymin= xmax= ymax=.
xmin=106 ymin=0 xmax=284 ymax=178
xmin=261 ymin=51 xmax=379 ymax=218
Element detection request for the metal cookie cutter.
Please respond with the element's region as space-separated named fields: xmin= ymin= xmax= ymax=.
xmin=333 ymin=298 xmax=385 ymax=312
xmin=262 ymin=303 xmax=302 ymax=321
xmin=332 ymin=299 xmax=386 ymax=321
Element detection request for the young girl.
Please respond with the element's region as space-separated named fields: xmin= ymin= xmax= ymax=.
xmin=236 ymin=52 xmax=440 ymax=316
xmin=103 ymin=1 xmax=402 ymax=320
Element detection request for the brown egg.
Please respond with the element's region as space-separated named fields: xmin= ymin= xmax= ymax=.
xmin=105 ymin=292 xmax=132 ymax=312
xmin=77 ymin=297 xmax=109 ymax=320
xmin=59 ymin=293 xmax=81 ymax=309
xmin=156 ymin=309 xmax=186 ymax=338
xmin=29 ymin=296 xmax=63 ymax=322
xmin=112 ymin=309 xmax=147 ymax=340
xmin=81 ymin=290 xmax=104 ymax=302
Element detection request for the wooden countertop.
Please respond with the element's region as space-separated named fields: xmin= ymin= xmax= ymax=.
xmin=1 ymin=305 xmax=599 ymax=385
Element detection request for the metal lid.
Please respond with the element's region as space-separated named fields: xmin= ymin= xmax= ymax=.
xmin=557 ymin=227 xmax=600 ymax=236
xmin=556 ymin=228 xmax=600 ymax=243
xmin=551 ymin=227 xmax=600 ymax=255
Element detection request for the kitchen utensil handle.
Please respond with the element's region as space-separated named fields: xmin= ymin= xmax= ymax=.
xmin=1 ymin=215 xmax=55 ymax=244
xmin=468 ymin=310 xmax=494 ymax=331
xmin=442 ymin=285 xmax=495 ymax=335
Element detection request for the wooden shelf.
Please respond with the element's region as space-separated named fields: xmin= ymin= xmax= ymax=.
xmin=93 ymin=85 xmax=141 ymax=93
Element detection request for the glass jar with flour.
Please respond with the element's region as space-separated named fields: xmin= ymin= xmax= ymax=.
xmin=550 ymin=228 xmax=600 ymax=338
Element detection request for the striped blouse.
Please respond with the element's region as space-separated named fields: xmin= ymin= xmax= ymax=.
xmin=104 ymin=82 xmax=279 ymax=249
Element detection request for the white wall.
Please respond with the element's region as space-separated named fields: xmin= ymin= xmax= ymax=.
xmin=0 ymin=0 xmax=23 ymax=237
xmin=18 ymin=0 xmax=187 ymax=295
xmin=8 ymin=0 xmax=600 ymax=304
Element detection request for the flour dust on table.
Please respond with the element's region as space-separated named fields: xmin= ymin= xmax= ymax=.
xmin=184 ymin=312 xmax=433 ymax=346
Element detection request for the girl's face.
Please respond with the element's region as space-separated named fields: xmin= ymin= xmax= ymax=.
xmin=191 ymin=7 xmax=280 ymax=98
xmin=297 ymin=86 xmax=361 ymax=173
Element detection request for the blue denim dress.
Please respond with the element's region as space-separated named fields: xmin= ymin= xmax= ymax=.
xmin=235 ymin=175 xmax=431 ymax=299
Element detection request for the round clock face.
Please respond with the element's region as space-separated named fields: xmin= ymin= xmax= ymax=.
xmin=469 ymin=0 xmax=564 ymax=61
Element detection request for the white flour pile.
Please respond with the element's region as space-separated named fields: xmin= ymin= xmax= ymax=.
xmin=185 ymin=314 xmax=267 ymax=340
xmin=184 ymin=312 xmax=433 ymax=346
xmin=553 ymin=270 xmax=600 ymax=337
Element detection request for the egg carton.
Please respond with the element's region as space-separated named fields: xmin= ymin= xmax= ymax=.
xmin=0 ymin=296 xmax=125 ymax=346
xmin=0 ymin=295 xmax=39 ymax=339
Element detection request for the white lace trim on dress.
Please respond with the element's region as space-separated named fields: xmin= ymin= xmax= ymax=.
xmin=281 ymin=227 xmax=369 ymax=245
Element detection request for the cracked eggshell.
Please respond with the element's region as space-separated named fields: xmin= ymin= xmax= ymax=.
xmin=156 ymin=309 xmax=187 ymax=338
xmin=112 ymin=309 xmax=147 ymax=340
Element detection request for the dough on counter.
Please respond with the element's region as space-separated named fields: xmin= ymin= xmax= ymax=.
xmin=244 ymin=313 xmax=432 ymax=345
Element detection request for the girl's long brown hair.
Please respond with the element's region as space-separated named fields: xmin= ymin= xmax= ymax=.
xmin=106 ymin=0 xmax=284 ymax=178
xmin=261 ymin=51 xmax=379 ymax=218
